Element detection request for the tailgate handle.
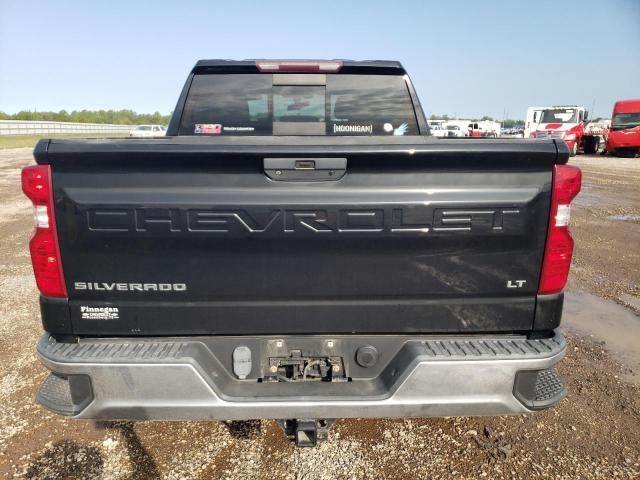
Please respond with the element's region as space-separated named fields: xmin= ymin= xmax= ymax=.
xmin=264 ymin=157 xmax=347 ymax=181
xmin=295 ymin=159 xmax=315 ymax=170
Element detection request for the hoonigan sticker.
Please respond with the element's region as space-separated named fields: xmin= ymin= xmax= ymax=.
xmin=332 ymin=124 xmax=373 ymax=134
xmin=331 ymin=123 xmax=408 ymax=135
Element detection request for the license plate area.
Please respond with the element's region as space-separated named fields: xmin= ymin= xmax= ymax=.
xmin=264 ymin=351 xmax=347 ymax=383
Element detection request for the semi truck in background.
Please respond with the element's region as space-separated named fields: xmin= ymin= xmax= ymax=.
xmin=607 ymin=99 xmax=640 ymax=157
xmin=529 ymin=106 xmax=586 ymax=156
xmin=527 ymin=105 xmax=605 ymax=156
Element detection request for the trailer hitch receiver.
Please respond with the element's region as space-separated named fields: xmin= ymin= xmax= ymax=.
xmin=277 ymin=419 xmax=332 ymax=447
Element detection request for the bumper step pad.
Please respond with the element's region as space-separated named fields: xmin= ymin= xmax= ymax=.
xmin=535 ymin=369 xmax=566 ymax=402
xmin=514 ymin=368 xmax=567 ymax=410
xmin=37 ymin=373 xmax=93 ymax=416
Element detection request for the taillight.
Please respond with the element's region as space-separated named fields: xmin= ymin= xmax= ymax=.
xmin=538 ymin=164 xmax=582 ymax=294
xmin=21 ymin=165 xmax=67 ymax=297
xmin=255 ymin=60 xmax=343 ymax=73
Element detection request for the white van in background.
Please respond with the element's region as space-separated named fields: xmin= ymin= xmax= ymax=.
xmin=428 ymin=120 xmax=449 ymax=137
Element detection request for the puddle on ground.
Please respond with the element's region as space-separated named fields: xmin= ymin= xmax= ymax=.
xmin=573 ymin=183 xmax=638 ymax=209
xmin=563 ymin=292 xmax=640 ymax=384
xmin=607 ymin=214 xmax=640 ymax=223
xmin=619 ymin=293 xmax=640 ymax=312
xmin=573 ymin=187 xmax=599 ymax=208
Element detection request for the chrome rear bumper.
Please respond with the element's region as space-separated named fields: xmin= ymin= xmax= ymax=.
xmin=37 ymin=331 xmax=567 ymax=420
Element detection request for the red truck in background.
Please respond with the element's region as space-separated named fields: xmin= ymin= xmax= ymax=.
xmin=529 ymin=105 xmax=606 ymax=156
xmin=607 ymin=99 xmax=640 ymax=157
xmin=530 ymin=106 xmax=586 ymax=157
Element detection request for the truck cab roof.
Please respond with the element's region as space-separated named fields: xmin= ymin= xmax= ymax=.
xmin=192 ymin=59 xmax=407 ymax=75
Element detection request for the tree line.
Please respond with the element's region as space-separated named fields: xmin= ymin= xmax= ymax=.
xmin=0 ymin=109 xmax=171 ymax=125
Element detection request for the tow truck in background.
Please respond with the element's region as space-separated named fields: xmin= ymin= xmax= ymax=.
xmin=529 ymin=106 xmax=586 ymax=156
xmin=528 ymin=105 xmax=606 ymax=156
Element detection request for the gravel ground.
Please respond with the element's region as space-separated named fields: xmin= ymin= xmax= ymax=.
xmin=0 ymin=148 xmax=638 ymax=479
xmin=568 ymin=156 xmax=640 ymax=313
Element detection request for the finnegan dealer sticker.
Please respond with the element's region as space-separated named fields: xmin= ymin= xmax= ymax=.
xmin=80 ymin=306 xmax=119 ymax=320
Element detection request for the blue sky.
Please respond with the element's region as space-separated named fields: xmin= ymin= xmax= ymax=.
xmin=1 ymin=0 xmax=638 ymax=120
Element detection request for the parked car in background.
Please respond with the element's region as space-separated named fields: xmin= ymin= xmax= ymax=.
xmin=445 ymin=124 xmax=465 ymax=137
xmin=428 ymin=123 xmax=449 ymax=137
xmin=607 ymin=99 xmax=640 ymax=157
xmin=502 ymin=127 xmax=525 ymax=137
xmin=129 ymin=125 xmax=166 ymax=137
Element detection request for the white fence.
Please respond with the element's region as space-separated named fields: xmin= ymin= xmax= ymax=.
xmin=0 ymin=120 xmax=133 ymax=136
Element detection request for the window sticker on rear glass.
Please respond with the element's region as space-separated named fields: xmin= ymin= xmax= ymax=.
xmin=393 ymin=123 xmax=408 ymax=136
xmin=383 ymin=122 xmax=408 ymax=135
xmin=223 ymin=126 xmax=255 ymax=133
xmin=180 ymin=74 xmax=418 ymax=136
xmin=194 ymin=124 xmax=222 ymax=135
xmin=332 ymin=124 xmax=373 ymax=135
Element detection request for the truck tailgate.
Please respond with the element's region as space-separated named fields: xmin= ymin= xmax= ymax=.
xmin=39 ymin=137 xmax=560 ymax=336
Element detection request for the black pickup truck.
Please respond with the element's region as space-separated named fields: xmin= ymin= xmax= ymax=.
xmin=23 ymin=60 xmax=581 ymax=446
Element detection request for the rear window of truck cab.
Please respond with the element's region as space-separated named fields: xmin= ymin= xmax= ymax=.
xmin=178 ymin=74 xmax=419 ymax=136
